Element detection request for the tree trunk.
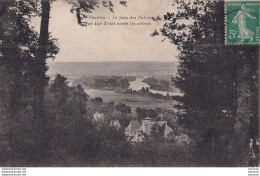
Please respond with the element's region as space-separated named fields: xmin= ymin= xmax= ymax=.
xmin=33 ymin=0 xmax=50 ymax=120
xmin=33 ymin=0 xmax=50 ymax=164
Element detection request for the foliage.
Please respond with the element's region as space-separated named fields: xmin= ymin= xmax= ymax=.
xmin=150 ymin=122 xmax=165 ymax=142
xmin=159 ymin=0 xmax=259 ymax=166
xmin=129 ymin=141 xmax=195 ymax=166
xmin=115 ymin=103 xmax=131 ymax=115
xmin=1 ymin=73 xmax=196 ymax=166
xmin=73 ymin=76 xmax=130 ymax=91
xmin=0 ymin=0 xmax=58 ymax=165
xmin=66 ymin=0 xmax=127 ymax=26
xmin=135 ymin=107 xmax=159 ymax=122
xmin=46 ymin=75 xmax=133 ymax=166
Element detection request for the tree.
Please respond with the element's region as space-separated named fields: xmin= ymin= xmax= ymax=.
xmin=145 ymin=87 xmax=149 ymax=93
xmin=0 ymin=0 xmax=58 ymax=163
xmin=159 ymin=0 xmax=258 ymax=166
xmin=141 ymin=87 xmax=146 ymax=93
xmin=135 ymin=107 xmax=147 ymax=123
xmin=150 ymin=122 xmax=165 ymax=142
xmin=0 ymin=1 xmax=38 ymax=117
xmin=31 ymin=0 xmax=127 ymax=147
xmin=115 ymin=103 xmax=131 ymax=115
xmin=32 ymin=0 xmax=51 ymax=121
xmin=50 ymin=74 xmax=69 ymax=107
xmin=44 ymin=75 xmax=92 ymax=165
xmin=0 ymin=1 xmax=59 ymax=165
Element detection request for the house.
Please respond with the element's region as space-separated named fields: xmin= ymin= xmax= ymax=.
xmin=125 ymin=116 xmax=173 ymax=143
xmin=125 ymin=120 xmax=140 ymax=141
xmin=140 ymin=116 xmax=173 ymax=138
xmin=139 ymin=117 xmax=154 ymax=135
xmin=130 ymin=129 xmax=144 ymax=142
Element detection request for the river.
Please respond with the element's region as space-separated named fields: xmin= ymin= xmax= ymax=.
xmin=76 ymin=77 xmax=178 ymax=110
xmin=129 ymin=77 xmax=181 ymax=96
xmin=80 ymin=77 xmax=181 ymax=100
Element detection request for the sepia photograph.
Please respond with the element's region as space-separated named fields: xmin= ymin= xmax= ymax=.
xmin=0 ymin=0 xmax=259 ymax=169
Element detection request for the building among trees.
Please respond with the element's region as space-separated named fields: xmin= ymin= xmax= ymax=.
xmin=125 ymin=116 xmax=173 ymax=143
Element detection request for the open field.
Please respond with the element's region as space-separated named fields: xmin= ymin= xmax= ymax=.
xmin=85 ymin=89 xmax=175 ymax=112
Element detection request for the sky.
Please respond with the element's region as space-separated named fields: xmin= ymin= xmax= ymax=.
xmin=34 ymin=0 xmax=178 ymax=62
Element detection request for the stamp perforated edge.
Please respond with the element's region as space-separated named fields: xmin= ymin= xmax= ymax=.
xmin=224 ymin=0 xmax=260 ymax=46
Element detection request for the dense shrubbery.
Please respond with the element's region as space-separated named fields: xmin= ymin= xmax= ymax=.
xmin=0 ymin=74 xmax=194 ymax=166
xmin=0 ymin=74 xmax=131 ymax=166
xmin=128 ymin=141 xmax=195 ymax=166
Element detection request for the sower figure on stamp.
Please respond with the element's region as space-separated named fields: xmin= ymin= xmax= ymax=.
xmin=232 ymin=4 xmax=257 ymax=42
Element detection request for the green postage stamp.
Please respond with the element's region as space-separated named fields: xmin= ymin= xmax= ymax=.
xmin=225 ymin=1 xmax=260 ymax=45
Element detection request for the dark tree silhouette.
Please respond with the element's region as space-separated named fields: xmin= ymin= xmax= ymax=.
xmin=157 ymin=0 xmax=259 ymax=166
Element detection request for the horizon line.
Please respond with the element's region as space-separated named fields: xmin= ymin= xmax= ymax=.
xmin=48 ymin=60 xmax=179 ymax=63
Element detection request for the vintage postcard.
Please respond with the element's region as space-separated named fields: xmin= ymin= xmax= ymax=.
xmin=0 ymin=0 xmax=259 ymax=169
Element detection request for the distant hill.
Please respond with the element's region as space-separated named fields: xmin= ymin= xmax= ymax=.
xmin=47 ymin=61 xmax=178 ymax=80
